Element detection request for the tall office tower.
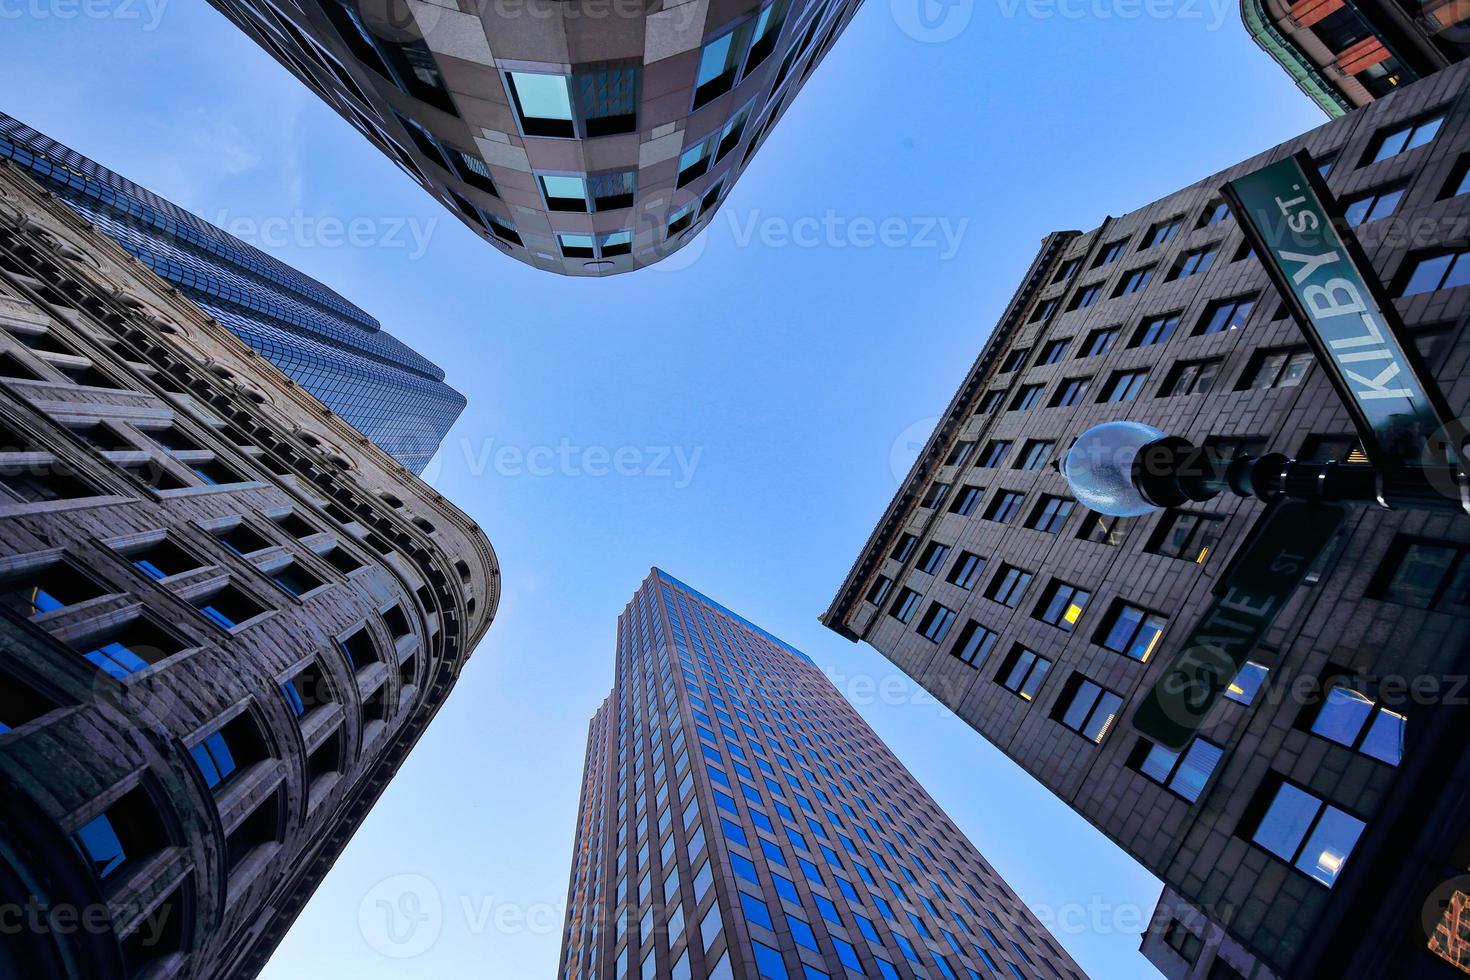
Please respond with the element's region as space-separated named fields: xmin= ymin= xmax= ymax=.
xmin=823 ymin=63 xmax=1470 ymax=979
xmin=0 ymin=152 xmax=499 ymax=977
xmin=1247 ymin=0 xmax=1470 ymax=116
xmin=559 ymin=569 xmax=1086 ymax=980
xmin=0 ymin=112 xmax=466 ymax=474
xmin=201 ymin=0 xmax=859 ymax=276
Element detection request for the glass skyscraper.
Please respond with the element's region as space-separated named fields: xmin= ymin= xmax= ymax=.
xmin=0 ymin=111 xmax=465 ymax=473
xmin=559 ymin=569 xmax=1085 ymax=980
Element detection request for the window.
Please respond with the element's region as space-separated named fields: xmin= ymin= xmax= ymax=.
xmin=1068 ymin=283 xmax=1102 ymax=310
xmin=1132 ymin=312 xmax=1180 ymax=347
xmin=1078 ymin=510 xmax=1129 ymax=546
xmin=920 ymin=482 xmax=951 ymax=509
xmin=1239 ymin=346 xmax=1312 ymax=390
xmin=977 ymin=441 xmax=1011 ymax=468
xmin=997 ymin=646 xmax=1051 ymax=700
xmin=217 ymin=523 xmax=271 ymax=557
xmin=948 ymin=485 xmax=982 ymax=516
xmin=0 ymin=670 xmax=56 ymax=734
xmin=753 ymin=942 xmax=788 ymax=980
xmin=1034 ymin=580 xmax=1090 ymax=631
xmin=985 ymin=563 xmax=1032 ymax=607
xmin=1144 ymin=218 xmax=1182 ymax=248
xmin=1164 ymin=919 xmax=1205 ymax=964
xmin=998 ymin=348 xmax=1030 ymax=372
xmin=1026 ymin=495 xmax=1074 ymax=533
xmin=1009 ymin=385 xmax=1044 ymax=411
xmin=0 ymin=562 xmax=104 ymax=618
xmin=1366 ymin=111 xmax=1445 ymax=164
xmin=282 ymin=660 xmax=332 ymax=719
xmin=1093 ymin=239 xmax=1128 ymax=266
xmin=1099 ymin=369 xmax=1147 ymax=403
xmin=917 ymin=602 xmax=957 ymax=642
xmin=976 ymin=390 xmax=1005 ymax=414
xmin=1050 ymin=376 xmax=1090 ymax=407
xmin=337 ymin=625 xmax=378 ymax=672
xmin=1079 ymin=327 xmax=1117 ymax=357
xmin=1315 ymin=151 xmax=1339 ymax=177
xmin=1372 ymin=536 xmax=1470 ymax=612
xmin=1097 ymin=601 xmax=1168 ymax=661
xmin=1306 ymin=684 xmax=1405 ymax=765
xmin=1297 ymin=435 xmax=1368 ymax=464
xmin=73 ymin=619 xmax=182 ymax=679
xmin=1015 ymin=440 xmax=1054 ymax=470
xmin=949 ymin=621 xmax=998 ymax=667
xmin=889 ymin=588 xmax=922 ymax=624
xmin=1038 ymin=338 xmax=1069 ymax=364
xmin=1160 ymin=358 xmax=1222 ymax=396
xmin=946 ymin=551 xmax=985 ymax=589
xmin=1196 ymin=296 xmax=1255 ymax=335
xmin=745 ymin=0 xmax=790 ymax=69
xmin=190 ymin=712 xmax=264 ymax=791
xmin=1148 ymin=510 xmax=1223 ymax=563
xmin=271 ymin=563 xmax=324 ymax=599
xmin=1199 ymin=200 xmax=1230 ymax=226
xmin=694 ymin=22 xmax=754 ymax=108
xmin=742 ymin=891 xmax=774 ymax=929
xmin=1226 ymin=661 xmax=1269 ymax=705
xmin=1113 ymin=265 xmax=1154 ymax=296
xmin=891 ymin=533 xmax=917 ymax=562
xmin=192 ymin=585 xmax=266 ymax=630
xmin=1168 ymin=246 xmax=1217 ymax=280
xmin=1312 ymin=4 xmax=1370 ymax=51
xmin=1443 ymin=155 xmax=1470 ymax=199
xmin=668 ymin=200 xmax=697 ymax=237
xmin=983 ymin=491 xmax=1024 ymax=524
xmin=505 ymin=71 xmax=575 ymax=138
xmin=945 ymin=441 xmax=977 ymax=467
xmin=71 ymin=788 xmax=163 ymax=880
xmin=1028 ymin=298 xmax=1058 ymax=323
xmin=866 ymin=576 xmax=893 ymax=606
xmin=1399 ymin=248 xmax=1470 ymax=295
xmin=1342 ymin=182 xmax=1406 ymax=225
xmin=1131 ymin=737 xmax=1224 ymax=801
xmin=917 ymin=541 xmax=950 ymax=575
xmin=1053 ymin=257 xmax=1082 ymax=281
xmin=1053 ymin=674 xmax=1124 ymax=742
xmin=1244 ymin=779 xmax=1365 ymax=886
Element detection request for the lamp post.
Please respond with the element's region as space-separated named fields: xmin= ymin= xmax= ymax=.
xmin=1061 ymin=420 xmax=1470 ymax=518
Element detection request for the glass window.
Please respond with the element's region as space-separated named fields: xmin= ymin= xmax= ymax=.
xmin=1368 ymin=112 xmax=1445 ymax=164
xmin=506 ymin=72 xmax=574 ymax=138
xmin=1342 ymin=183 xmax=1406 ymax=225
xmin=1309 ymin=685 xmax=1405 ymax=765
xmin=1374 ymin=536 xmax=1470 ymax=612
xmin=949 ymin=621 xmax=998 ymax=667
xmin=1054 ymin=675 xmax=1124 ymax=743
xmin=998 ymin=646 xmax=1052 ymax=700
xmin=1196 ymin=296 xmax=1256 ymax=335
xmin=1100 ymin=369 xmax=1147 ymax=402
xmin=1400 ymin=248 xmax=1470 ymax=295
xmin=985 ymin=563 xmax=1033 ymax=607
xmin=1098 ymin=601 xmax=1167 ymax=660
xmin=1249 ymin=780 xmax=1365 ymax=886
xmin=1133 ymin=737 xmax=1224 ymax=801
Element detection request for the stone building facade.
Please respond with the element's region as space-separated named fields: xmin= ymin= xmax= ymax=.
xmin=202 ymin=0 xmax=861 ymax=275
xmin=823 ymin=63 xmax=1470 ymax=978
xmin=1246 ymin=0 xmax=1470 ymax=116
xmin=0 ymin=150 xmax=499 ymax=978
xmin=559 ymin=570 xmax=1087 ymax=980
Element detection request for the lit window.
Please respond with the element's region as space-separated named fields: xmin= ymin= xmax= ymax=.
xmin=1147 ymin=510 xmax=1223 ymax=563
xmin=997 ymin=646 xmax=1051 ymax=701
xmin=1226 ymin=661 xmax=1269 ymax=705
xmin=1035 ymin=580 xmax=1090 ymax=631
xmin=1053 ymin=674 xmax=1123 ymax=743
xmin=1097 ymin=601 xmax=1167 ymax=661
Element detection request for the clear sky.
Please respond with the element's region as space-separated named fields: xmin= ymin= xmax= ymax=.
xmin=2 ymin=2 xmax=1326 ymax=977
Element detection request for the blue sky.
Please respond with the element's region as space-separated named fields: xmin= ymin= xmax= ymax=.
xmin=3 ymin=2 xmax=1325 ymax=976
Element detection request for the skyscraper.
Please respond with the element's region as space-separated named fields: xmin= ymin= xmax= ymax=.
xmin=822 ymin=64 xmax=1470 ymax=978
xmin=559 ymin=569 xmax=1086 ymax=980
xmin=0 ymin=111 xmax=466 ymax=474
xmin=0 ymin=147 xmax=498 ymax=977
xmin=202 ymin=0 xmax=858 ymax=275
xmin=1247 ymin=0 xmax=1468 ymax=116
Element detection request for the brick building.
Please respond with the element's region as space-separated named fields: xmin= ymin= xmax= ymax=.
xmin=559 ymin=570 xmax=1086 ymax=979
xmin=201 ymin=0 xmax=860 ymax=275
xmin=0 ymin=151 xmax=499 ymax=977
xmin=1247 ymin=0 xmax=1470 ymax=116
xmin=823 ymin=64 xmax=1470 ymax=978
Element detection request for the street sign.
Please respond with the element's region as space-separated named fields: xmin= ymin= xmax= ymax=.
xmin=1224 ymin=152 xmax=1457 ymax=468
xmin=1131 ymin=501 xmax=1347 ymax=750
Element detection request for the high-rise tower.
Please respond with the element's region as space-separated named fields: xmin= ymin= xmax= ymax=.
xmin=559 ymin=569 xmax=1086 ymax=980
xmin=0 ymin=111 xmax=466 ymax=474
xmin=201 ymin=0 xmax=860 ymax=275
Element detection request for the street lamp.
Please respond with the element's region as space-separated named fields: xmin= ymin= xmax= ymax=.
xmin=1061 ymin=419 xmax=1470 ymax=518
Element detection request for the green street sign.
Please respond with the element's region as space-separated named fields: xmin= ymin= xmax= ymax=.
xmin=1224 ymin=152 xmax=1455 ymax=467
xmin=1131 ymin=501 xmax=1346 ymax=750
